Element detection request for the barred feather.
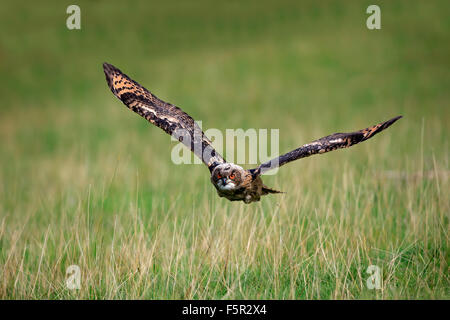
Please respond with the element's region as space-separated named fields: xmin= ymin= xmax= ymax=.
xmin=103 ymin=63 xmax=225 ymax=170
xmin=252 ymin=116 xmax=402 ymax=175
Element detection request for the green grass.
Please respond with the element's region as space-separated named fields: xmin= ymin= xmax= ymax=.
xmin=0 ymin=0 xmax=448 ymax=299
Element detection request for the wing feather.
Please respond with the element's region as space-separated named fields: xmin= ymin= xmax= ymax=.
xmin=103 ymin=63 xmax=225 ymax=171
xmin=251 ymin=116 xmax=402 ymax=176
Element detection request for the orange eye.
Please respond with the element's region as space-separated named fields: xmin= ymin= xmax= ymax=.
xmin=217 ymin=173 xmax=222 ymax=179
xmin=230 ymin=174 xmax=235 ymax=180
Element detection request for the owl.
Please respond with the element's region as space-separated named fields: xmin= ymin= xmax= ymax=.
xmin=103 ymin=63 xmax=401 ymax=204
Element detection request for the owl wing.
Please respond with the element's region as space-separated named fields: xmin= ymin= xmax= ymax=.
xmin=251 ymin=116 xmax=402 ymax=176
xmin=103 ymin=63 xmax=226 ymax=171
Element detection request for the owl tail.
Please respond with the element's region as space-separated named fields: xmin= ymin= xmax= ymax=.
xmin=262 ymin=185 xmax=284 ymax=195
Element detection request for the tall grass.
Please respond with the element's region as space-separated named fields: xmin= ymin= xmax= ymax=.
xmin=0 ymin=0 xmax=448 ymax=299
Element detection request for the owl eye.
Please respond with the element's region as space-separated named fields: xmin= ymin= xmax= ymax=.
xmin=217 ymin=173 xmax=222 ymax=179
xmin=229 ymin=174 xmax=235 ymax=180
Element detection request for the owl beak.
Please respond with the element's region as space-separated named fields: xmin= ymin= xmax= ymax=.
xmin=221 ymin=177 xmax=227 ymax=185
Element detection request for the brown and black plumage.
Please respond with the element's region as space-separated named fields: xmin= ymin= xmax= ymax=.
xmin=251 ymin=115 xmax=403 ymax=176
xmin=103 ymin=63 xmax=402 ymax=204
xmin=103 ymin=63 xmax=225 ymax=169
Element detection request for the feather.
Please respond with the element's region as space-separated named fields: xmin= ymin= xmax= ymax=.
xmin=103 ymin=63 xmax=225 ymax=171
xmin=252 ymin=116 xmax=402 ymax=176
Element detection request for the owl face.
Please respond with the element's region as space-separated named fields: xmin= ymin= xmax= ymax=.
xmin=211 ymin=163 xmax=244 ymax=191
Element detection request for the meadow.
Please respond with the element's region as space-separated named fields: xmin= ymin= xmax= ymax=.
xmin=0 ymin=0 xmax=448 ymax=299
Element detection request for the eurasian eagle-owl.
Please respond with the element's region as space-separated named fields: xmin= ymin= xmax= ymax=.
xmin=103 ymin=63 xmax=401 ymax=204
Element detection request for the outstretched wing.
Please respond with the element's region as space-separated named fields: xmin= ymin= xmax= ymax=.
xmin=251 ymin=116 xmax=402 ymax=176
xmin=103 ymin=63 xmax=225 ymax=171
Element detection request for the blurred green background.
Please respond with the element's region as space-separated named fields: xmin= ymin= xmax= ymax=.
xmin=0 ymin=0 xmax=448 ymax=299
xmin=1 ymin=0 xmax=448 ymax=166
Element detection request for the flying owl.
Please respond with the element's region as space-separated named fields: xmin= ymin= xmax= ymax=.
xmin=103 ymin=63 xmax=401 ymax=204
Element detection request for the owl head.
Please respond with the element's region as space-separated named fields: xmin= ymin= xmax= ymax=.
xmin=211 ymin=163 xmax=245 ymax=191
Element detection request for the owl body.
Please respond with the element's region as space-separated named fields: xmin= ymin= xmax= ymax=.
xmin=210 ymin=163 xmax=279 ymax=203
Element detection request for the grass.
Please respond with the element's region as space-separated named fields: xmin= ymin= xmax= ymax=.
xmin=0 ymin=0 xmax=448 ymax=299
